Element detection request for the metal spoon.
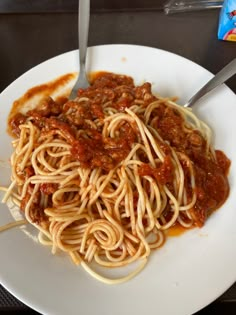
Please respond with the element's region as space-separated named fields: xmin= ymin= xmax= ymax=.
xmin=184 ymin=58 xmax=236 ymax=107
xmin=69 ymin=0 xmax=90 ymax=100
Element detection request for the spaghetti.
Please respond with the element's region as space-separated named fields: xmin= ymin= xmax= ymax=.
xmin=0 ymin=72 xmax=230 ymax=284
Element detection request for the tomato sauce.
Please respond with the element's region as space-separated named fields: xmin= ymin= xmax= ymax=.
xmin=8 ymin=71 xmax=230 ymax=227
xmin=140 ymin=101 xmax=230 ymax=226
xmin=138 ymin=156 xmax=174 ymax=185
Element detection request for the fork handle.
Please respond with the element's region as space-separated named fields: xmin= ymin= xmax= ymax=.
xmin=79 ymin=0 xmax=90 ymax=72
xmin=184 ymin=58 xmax=236 ymax=108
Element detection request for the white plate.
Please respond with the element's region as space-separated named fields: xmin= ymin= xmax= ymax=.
xmin=0 ymin=44 xmax=236 ymax=315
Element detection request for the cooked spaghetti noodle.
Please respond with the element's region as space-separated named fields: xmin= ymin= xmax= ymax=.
xmin=0 ymin=72 xmax=230 ymax=284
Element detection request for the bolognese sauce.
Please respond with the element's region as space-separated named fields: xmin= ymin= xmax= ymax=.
xmin=8 ymin=72 xmax=230 ymax=228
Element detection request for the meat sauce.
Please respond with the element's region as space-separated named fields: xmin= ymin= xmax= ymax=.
xmin=138 ymin=103 xmax=230 ymax=226
xmin=138 ymin=156 xmax=174 ymax=185
xmin=8 ymin=72 xmax=230 ymax=227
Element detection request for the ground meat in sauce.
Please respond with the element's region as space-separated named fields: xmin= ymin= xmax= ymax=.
xmin=40 ymin=183 xmax=58 ymax=195
xmin=20 ymin=187 xmax=47 ymax=224
xmin=138 ymin=156 xmax=174 ymax=185
xmin=9 ymin=72 xmax=230 ymax=227
xmin=28 ymin=96 xmax=62 ymax=117
xmin=9 ymin=113 xmax=27 ymax=137
xmin=71 ymin=122 xmax=137 ymax=170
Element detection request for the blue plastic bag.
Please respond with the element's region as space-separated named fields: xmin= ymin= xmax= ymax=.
xmin=218 ymin=0 xmax=236 ymax=41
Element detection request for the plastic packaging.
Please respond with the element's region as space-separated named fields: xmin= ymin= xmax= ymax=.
xmin=164 ymin=0 xmax=223 ymax=14
xmin=218 ymin=0 xmax=236 ymax=41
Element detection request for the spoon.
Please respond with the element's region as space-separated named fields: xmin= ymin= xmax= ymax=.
xmin=69 ymin=0 xmax=90 ymax=100
xmin=184 ymin=58 xmax=236 ymax=107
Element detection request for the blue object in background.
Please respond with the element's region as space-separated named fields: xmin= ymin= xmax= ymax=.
xmin=218 ymin=0 xmax=236 ymax=41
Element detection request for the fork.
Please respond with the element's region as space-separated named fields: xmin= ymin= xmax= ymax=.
xmin=69 ymin=0 xmax=90 ymax=100
xmin=184 ymin=58 xmax=236 ymax=107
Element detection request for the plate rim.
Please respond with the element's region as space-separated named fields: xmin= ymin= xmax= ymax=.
xmin=0 ymin=44 xmax=235 ymax=315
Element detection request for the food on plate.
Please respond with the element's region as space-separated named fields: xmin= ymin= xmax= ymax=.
xmin=0 ymin=72 xmax=230 ymax=283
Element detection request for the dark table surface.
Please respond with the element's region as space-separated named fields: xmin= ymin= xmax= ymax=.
xmin=0 ymin=1 xmax=235 ymax=314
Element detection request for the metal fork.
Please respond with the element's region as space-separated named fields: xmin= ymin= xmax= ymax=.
xmin=184 ymin=58 xmax=236 ymax=107
xmin=69 ymin=0 xmax=90 ymax=100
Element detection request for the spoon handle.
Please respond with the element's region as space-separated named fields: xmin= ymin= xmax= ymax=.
xmin=79 ymin=0 xmax=90 ymax=74
xmin=184 ymin=58 xmax=236 ymax=108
